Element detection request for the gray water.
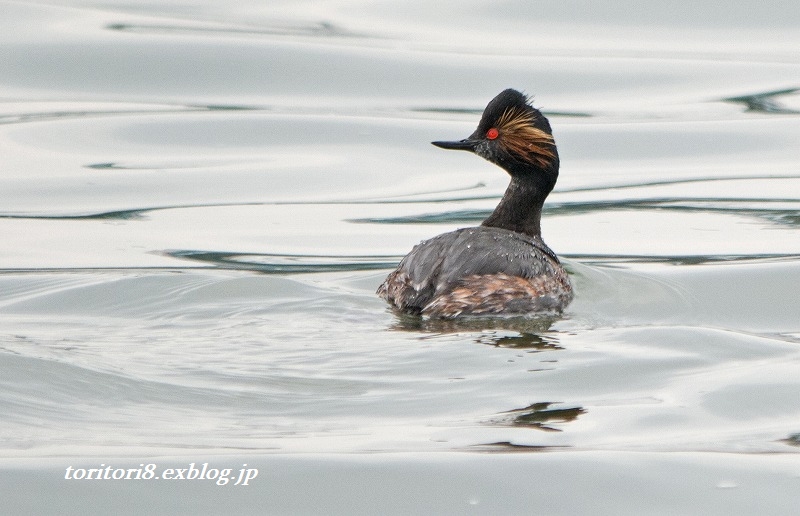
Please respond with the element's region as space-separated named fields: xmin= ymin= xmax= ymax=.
xmin=1 ymin=1 xmax=799 ymax=514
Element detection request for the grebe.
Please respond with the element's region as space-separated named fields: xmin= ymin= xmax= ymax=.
xmin=377 ymin=89 xmax=572 ymax=318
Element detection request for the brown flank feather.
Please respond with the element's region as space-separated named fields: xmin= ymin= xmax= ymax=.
xmin=422 ymin=272 xmax=571 ymax=318
xmin=495 ymin=107 xmax=556 ymax=168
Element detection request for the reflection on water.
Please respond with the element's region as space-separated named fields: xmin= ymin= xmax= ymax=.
xmin=724 ymin=87 xmax=800 ymax=114
xmin=471 ymin=442 xmax=559 ymax=453
xmin=388 ymin=313 xmax=561 ymax=336
xmin=356 ymin=177 xmax=800 ymax=227
xmin=781 ymin=433 xmax=800 ymax=447
xmin=164 ymin=250 xmax=400 ymax=273
xmin=476 ymin=331 xmax=562 ymax=350
xmin=106 ymin=20 xmax=375 ymax=40
xmin=492 ymin=402 xmax=586 ymax=433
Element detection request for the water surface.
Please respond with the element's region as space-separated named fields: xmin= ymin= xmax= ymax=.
xmin=1 ymin=1 xmax=799 ymax=514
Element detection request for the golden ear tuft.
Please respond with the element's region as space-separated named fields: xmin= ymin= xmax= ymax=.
xmin=495 ymin=108 xmax=556 ymax=168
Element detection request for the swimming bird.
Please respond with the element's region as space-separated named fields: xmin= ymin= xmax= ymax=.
xmin=377 ymin=89 xmax=572 ymax=318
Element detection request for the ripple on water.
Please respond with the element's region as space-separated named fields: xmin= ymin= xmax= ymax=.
xmin=1 ymin=0 xmax=799 ymax=470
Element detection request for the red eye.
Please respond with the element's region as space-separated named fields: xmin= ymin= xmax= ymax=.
xmin=486 ymin=128 xmax=499 ymax=140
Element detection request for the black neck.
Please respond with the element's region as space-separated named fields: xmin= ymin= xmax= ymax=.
xmin=481 ymin=168 xmax=555 ymax=238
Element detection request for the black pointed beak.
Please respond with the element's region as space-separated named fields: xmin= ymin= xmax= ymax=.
xmin=431 ymin=139 xmax=478 ymax=152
